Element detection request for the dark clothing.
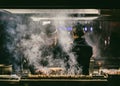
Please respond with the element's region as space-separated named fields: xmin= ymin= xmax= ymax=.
xmin=72 ymin=37 xmax=93 ymax=75
xmin=28 ymin=38 xmax=93 ymax=75
xmin=39 ymin=43 xmax=69 ymax=67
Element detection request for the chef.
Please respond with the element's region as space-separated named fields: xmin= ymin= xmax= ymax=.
xmin=28 ymin=23 xmax=69 ymax=75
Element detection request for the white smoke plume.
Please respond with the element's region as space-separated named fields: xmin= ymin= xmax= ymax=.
xmin=2 ymin=10 xmax=84 ymax=75
xmin=52 ymin=12 xmax=82 ymax=75
xmin=84 ymin=32 xmax=102 ymax=59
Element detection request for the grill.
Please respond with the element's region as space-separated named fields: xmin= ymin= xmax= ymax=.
xmin=0 ymin=73 xmax=112 ymax=86
xmin=23 ymin=74 xmax=106 ymax=79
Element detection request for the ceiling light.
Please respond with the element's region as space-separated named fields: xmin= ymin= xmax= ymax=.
xmin=3 ymin=9 xmax=100 ymax=14
xmin=31 ymin=16 xmax=98 ymax=21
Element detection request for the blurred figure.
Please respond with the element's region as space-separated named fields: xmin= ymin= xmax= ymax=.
xmin=71 ymin=23 xmax=93 ymax=75
xmin=28 ymin=23 xmax=69 ymax=74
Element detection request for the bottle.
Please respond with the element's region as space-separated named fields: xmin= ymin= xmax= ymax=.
xmin=89 ymin=57 xmax=95 ymax=76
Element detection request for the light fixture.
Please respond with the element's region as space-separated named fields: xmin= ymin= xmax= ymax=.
xmin=3 ymin=9 xmax=100 ymax=14
xmin=90 ymin=27 xmax=93 ymax=31
xmin=31 ymin=16 xmax=98 ymax=21
xmin=2 ymin=9 xmax=99 ymax=21
xmin=84 ymin=27 xmax=87 ymax=31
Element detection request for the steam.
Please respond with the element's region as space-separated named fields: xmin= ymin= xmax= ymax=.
xmin=84 ymin=32 xmax=102 ymax=58
xmin=2 ymin=10 xmax=83 ymax=75
xmin=52 ymin=13 xmax=82 ymax=74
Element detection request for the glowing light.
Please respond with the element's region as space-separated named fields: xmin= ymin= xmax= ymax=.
xmin=90 ymin=27 xmax=93 ymax=31
xmin=3 ymin=9 xmax=100 ymax=14
xmin=84 ymin=27 xmax=87 ymax=31
xmin=31 ymin=17 xmax=98 ymax=21
xmin=67 ymin=27 xmax=72 ymax=31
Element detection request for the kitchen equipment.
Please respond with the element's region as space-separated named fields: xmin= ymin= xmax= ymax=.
xmin=0 ymin=64 xmax=12 ymax=75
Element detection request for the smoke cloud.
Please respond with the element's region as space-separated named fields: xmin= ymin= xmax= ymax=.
xmin=1 ymin=10 xmax=96 ymax=75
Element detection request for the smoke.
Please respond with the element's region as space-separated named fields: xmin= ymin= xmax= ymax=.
xmin=85 ymin=32 xmax=101 ymax=58
xmin=52 ymin=12 xmax=82 ymax=74
xmin=1 ymin=10 xmax=83 ymax=75
xmin=84 ymin=30 xmax=102 ymax=60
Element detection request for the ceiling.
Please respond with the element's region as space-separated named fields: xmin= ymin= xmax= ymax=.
xmin=1 ymin=9 xmax=100 ymax=21
xmin=1 ymin=9 xmax=120 ymax=21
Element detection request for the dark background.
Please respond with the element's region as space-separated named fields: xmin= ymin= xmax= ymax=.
xmin=0 ymin=0 xmax=119 ymax=8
